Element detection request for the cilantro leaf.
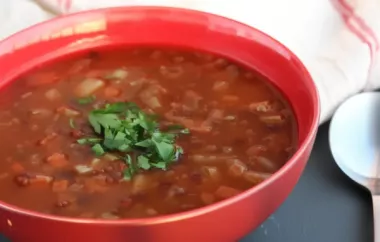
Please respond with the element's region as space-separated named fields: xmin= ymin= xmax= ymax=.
xmin=123 ymin=154 xmax=136 ymax=180
xmin=152 ymin=140 xmax=175 ymax=162
xmin=135 ymin=139 xmax=153 ymax=148
xmin=77 ymin=137 xmax=102 ymax=145
xmin=137 ymin=155 xmax=151 ymax=170
xmin=92 ymin=143 xmax=105 ymax=156
xmin=151 ymin=162 xmax=167 ymax=170
xmin=105 ymin=102 xmax=129 ymax=113
xmin=77 ymin=95 xmax=96 ymax=105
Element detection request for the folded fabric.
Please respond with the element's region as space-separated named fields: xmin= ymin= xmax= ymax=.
xmin=1 ymin=0 xmax=379 ymax=124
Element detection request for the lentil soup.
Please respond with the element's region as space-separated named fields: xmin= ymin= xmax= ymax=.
xmin=0 ymin=47 xmax=297 ymax=219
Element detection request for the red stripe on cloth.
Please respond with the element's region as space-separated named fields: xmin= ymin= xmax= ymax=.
xmin=64 ymin=0 xmax=72 ymax=12
xmin=331 ymin=0 xmax=378 ymax=86
xmin=337 ymin=0 xmax=379 ymax=50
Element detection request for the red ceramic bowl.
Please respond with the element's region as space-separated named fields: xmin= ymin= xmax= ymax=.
xmin=0 ymin=7 xmax=319 ymax=242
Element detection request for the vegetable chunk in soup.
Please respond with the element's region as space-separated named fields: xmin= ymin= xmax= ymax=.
xmin=0 ymin=47 xmax=297 ymax=219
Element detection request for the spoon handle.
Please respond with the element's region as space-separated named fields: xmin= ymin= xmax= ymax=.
xmin=373 ymin=195 xmax=380 ymax=242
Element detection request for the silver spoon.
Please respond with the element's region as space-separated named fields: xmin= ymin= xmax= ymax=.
xmin=329 ymin=92 xmax=380 ymax=242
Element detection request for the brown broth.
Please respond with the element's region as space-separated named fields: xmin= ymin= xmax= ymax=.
xmin=0 ymin=47 xmax=296 ymax=219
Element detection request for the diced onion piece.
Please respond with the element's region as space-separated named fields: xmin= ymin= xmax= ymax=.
xmin=30 ymin=175 xmax=53 ymax=185
xmin=201 ymin=192 xmax=215 ymax=205
xmin=212 ymin=81 xmax=229 ymax=92
xmin=202 ymin=109 xmax=224 ymax=128
xmin=192 ymin=155 xmax=217 ymax=163
xmin=103 ymin=153 xmax=119 ymax=161
xmin=74 ymin=165 xmax=93 ymax=175
xmin=259 ymin=115 xmax=285 ymax=125
xmin=246 ymin=145 xmax=267 ymax=156
xmin=183 ymin=90 xmax=202 ymax=111
xmin=224 ymin=115 xmax=236 ymax=121
xmin=39 ymin=133 xmax=57 ymax=146
xmin=132 ymin=174 xmax=152 ymax=194
xmin=146 ymin=208 xmax=158 ymax=216
xmin=68 ymin=59 xmax=91 ymax=75
xmin=191 ymin=154 xmax=234 ymax=164
xmin=255 ymin=156 xmax=278 ymax=172
xmin=225 ymin=65 xmax=240 ymax=78
xmin=165 ymin=112 xmax=211 ymax=133
xmin=21 ymin=92 xmax=32 ymax=99
xmin=101 ymin=212 xmax=120 ymax=220
xmin=104 ymin=69 xmax=129 ymax=80
xmin=124 ymin=79 xmax=146 ymax=100
xmin=57 ymin=106 xmax=80 ymax=117
xmin=222 ymin=146 xmax=233 ymax=154
xmin=201 ymin=166 xmax=220 ymax=181
xmin=91 ymin=158 xmax=101 ymax=167
xmin=30 ymin=109 xmax=53 ymax=118
xmin=213 ymin=58 xmax=228 ymax=68
xmin=167 ymin=185 xmax=186 ymax=198
xmin=243 ymin=171 xmax=271 ymax=184
xmin=139 ymin=85 xmax=163 ymax=109
xmin=227 ymin=159 xmax=247 ymax=177
xmin=215 ymin=186 xmax=241 ymax=199
xmin=160 ymin=65 xmax=184 ymax=79
xmin=249 ymin=101 xmax=272 ymax=113
xmin=144 ymin=96 xmax=161 ymax=109
xmin=74 ymin=78 xmax=105 ymax=97
xmin=45 ymin=89 xmax=61 ymax=101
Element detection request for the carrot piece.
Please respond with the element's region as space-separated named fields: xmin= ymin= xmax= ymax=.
xmin=52 ymin=180 xmax=69 ymax=192
xmin=215 ymin=186 xmax=241 ymax=199
xmin=104 ymin=86 xmax=121 ymax=98
xmin=38 ymin=132 xmax=57 ymax=146
xmin=46 ymin=153 xmax=69 ymax=168
xmin=10 ymin=162 xmax=25 ymax=173
xmin=29 ymin=175 xmax=53 ymax=186
xmin=26 ymin=72 xmax=59 ymax=87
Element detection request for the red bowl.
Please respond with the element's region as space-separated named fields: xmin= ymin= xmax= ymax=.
xmin=0 ymin=7 xmax=319 ymax=242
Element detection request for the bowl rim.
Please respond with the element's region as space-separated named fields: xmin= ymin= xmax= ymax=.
xmin=0 ymin=6 xmax=320 ymax=225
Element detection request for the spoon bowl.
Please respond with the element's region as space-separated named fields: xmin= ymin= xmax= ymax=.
xmin=330 ymin=92 xmax=380 ymax=241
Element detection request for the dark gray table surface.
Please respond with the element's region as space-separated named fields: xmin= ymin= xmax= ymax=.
xmin=0 ymin=122 xmax=373 ymax=242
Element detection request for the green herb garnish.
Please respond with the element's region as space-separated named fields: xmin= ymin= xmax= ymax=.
xmin=77 ymin=95 xmax=96 ymax=105
xmin=78 ymin=102 xmax=189 ymax=179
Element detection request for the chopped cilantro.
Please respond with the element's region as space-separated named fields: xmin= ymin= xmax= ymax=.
xmin=92 ymin=143 xmax=105 ymax=156
xmin=137 ymin=155 xmax=151 ymax=170
xmin=77 ymin=102 xmax=190 ymax=179
xmin=77 ymin=95 xmax=96 ymax=105
xmin=151 ymin=161 xmax=167 ymax=170
xmin=77 ymin=137 xmax=102 ymax=145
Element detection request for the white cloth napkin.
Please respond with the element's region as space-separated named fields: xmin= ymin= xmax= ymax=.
xmin=1 ymin=0 xmax=380 ymax=124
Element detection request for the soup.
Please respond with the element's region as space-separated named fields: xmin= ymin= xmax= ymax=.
xmin=0 ymin=47 xmax=296 ymax=219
